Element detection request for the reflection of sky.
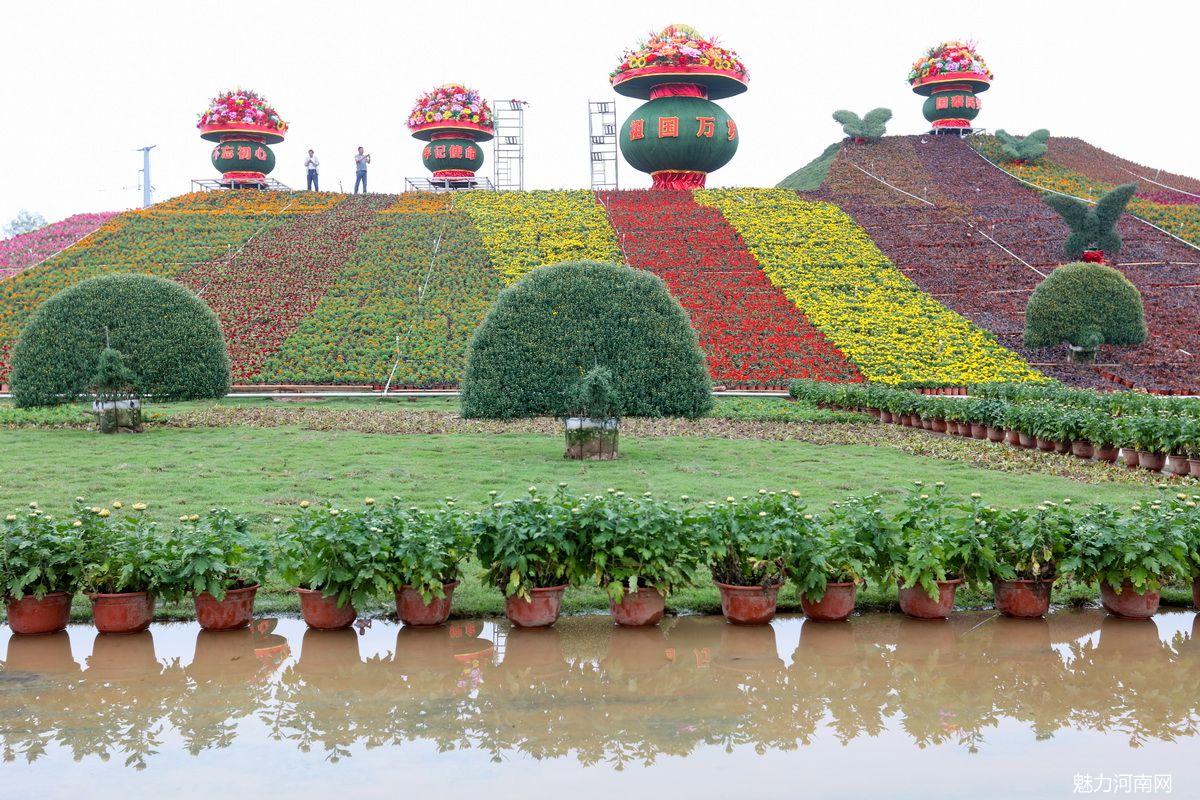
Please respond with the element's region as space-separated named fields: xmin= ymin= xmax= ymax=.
xmin=1 ymin=611 xmax=1196 ymax=799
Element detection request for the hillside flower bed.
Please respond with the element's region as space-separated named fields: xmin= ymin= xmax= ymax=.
xmin=699 ymin=188 xmax=1042 ymax=385
xmin=456 ymin=191 xmax=621 ymax=284
xmin=1044 ymin=137 xmax=1200 ymax=201
xmin=149 ymin=191 xmax=344 ymax=215
xmin=260 ymin=197 xmax=501 ymax=386
xmin=600 ymin=190 xmax=861 ymax=388
xmin=0 ymin=212 xmax=120 ymax=278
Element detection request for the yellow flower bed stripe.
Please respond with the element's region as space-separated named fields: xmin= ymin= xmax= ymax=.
xmin=380 ymin=194 xmax=452 ymax=214
xmin=456 ymin=190 xmax=621 ymax=283
xmin=698 ymin=189 xmax=1043 ymax=385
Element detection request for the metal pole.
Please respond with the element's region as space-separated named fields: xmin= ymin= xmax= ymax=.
xmin=137 ymin=145 xmax=156 ymax=207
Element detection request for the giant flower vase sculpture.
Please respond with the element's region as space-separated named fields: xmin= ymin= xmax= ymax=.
xmin=908 ymin=41 xmax=992 ymax=133
xmin=197 ymin=89 xmax=288 ymax=186
xmin=611 ymin=25 xmax=746 ymax=189
xmin=408 ymin=84 xmax=494 ymax=183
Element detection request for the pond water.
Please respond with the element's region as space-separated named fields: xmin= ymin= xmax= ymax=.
xmin=1 ymin=610 xmax=1197 ymax=798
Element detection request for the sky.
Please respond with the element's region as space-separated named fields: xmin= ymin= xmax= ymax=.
xmin=1 ymin=0 xmax=1195 ymax=226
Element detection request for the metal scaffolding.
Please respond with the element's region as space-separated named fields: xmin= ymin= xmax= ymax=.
xmin=588 ymin=100 xmax=618 ymax=190
xmin=492 ymin=99 xmax=527 ymax=190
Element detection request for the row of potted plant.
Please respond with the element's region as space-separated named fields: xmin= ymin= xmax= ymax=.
xmin=7 ymin=486 xmax=1200 ymax=635
xmin=793 ymin=379 xmax=1200 ymax=476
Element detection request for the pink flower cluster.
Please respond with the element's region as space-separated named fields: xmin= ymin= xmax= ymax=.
xmin=407 ymin=84 xmax=493 ymax=130
xmin=197 ymin=89 xmax=288 ymax=132
xmin=0 ymin=212 xmax=119 ymax=280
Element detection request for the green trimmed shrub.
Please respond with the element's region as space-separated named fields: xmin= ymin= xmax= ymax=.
xmin=11 ymin=274 xmax=230 ymax=407
xmin=460 ymin=260 xmax=713 ymax=419
xmin=1043 ymin=182 xmax=1137 ymax=260
xmin=1024 ymin=262 xmax=1146 ymax=352
xmin=831 ymin=108 xmax=892 ymax=142
xmin=995 ymin=128 xmax=1049 ymax=163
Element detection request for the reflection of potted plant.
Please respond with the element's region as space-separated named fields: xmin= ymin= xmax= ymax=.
xmin=985 ymin=501 xmax=1072 ymax=618
xmin=701 ymin=492 xmax=793 ymax=624
xmin=786 ymin=495 xmax=885 ymax=621
xmin=163 ymin=509 xmax=267 ymax=631
xmin=576 ymin=490 xmax=701 ymax=626
xmin=276 ymin=500 xmax=394 ymax=630
xmin=2 ymin=503 xmax=82 ymax=634
xmin=475 ymin=487 xmax=582 ymax=627
xmin=79 ymin=501 xmax=167 ymax=634
xmin=384 ymin=499 xmax=473 ymax=627
xmin=891 ymin=484 xmax=987 ymax=619
xmin=564 ymin=366 xmax=622 ymax=460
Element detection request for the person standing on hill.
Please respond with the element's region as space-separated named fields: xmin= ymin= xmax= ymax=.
xmin=354 ymin=147 xmax=370 ymax=193
xmin=304 ymin=150 xmax=320 ymax=191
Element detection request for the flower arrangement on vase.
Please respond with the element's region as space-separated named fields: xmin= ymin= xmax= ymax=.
xmin=407 ymin=84 xmax=494 ymax=181
xmin=908 ymin=41 xmax=992 ymax=132
xmin=197 ymin=88 xmax=287 ymax=186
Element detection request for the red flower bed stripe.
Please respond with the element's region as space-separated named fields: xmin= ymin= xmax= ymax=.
xmin=177 ymin=195 xmax=395 ymax=382
xmin=598 ymin=190 xmax=861 ymax=388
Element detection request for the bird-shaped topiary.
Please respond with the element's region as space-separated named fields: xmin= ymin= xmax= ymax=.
xmin=995 ymin=129 xmax=1049 ymax=164
xmin=831 ymin=108 xmax=892 ymax=143
xmin=1043 ymin=182 xmax=1138 ymax=262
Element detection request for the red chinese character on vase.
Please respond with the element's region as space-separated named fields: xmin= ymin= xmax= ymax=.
xmin=695 ymin=116 xmax=716 ymax=138
xmin=465 ymin=146 xmax=477 ymax=159
xmin=974 ymin=97 xmax=982 ymax=110
xmin=221 ymin=145 xmax=235 ymax=159
xmin=950 ymin=95 xmax=965 ymax=108
xmin=254 ymin=147 xmax=267 ymax=161
xmin=434 ymin=145 xmax=447 ymax=158
xmin=935 ymin=96 xmax=949 ymax=110
xmin=449 ymin=145 xmax=463 ymax=159
xmin=726 ymin=119 xmax=738 ymax=141
xmin=237 ymin=146 xmax=251 ymax=160
xmin=964 ymin=96 xmax=976 ymax=109
xmin=629 ymin=119 xmax=645 ymax=140
xmin=422 ymin=145 xmax=432 ymax=159
xmin=658 ymin=116 xmax=679 ymax=138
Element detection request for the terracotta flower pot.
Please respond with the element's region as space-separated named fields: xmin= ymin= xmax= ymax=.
xmin=880 ymin=411 xmax=894 ymax=423
xmin=930 ymin=418 xmax=947 ymax=433
xmin=296 ymin=587 xmax=357 ymax=630
xmin=1099 ymin=580 xmax=1160 ymax=619
xmin=897 ymin=579 xmax=961 ymax=620
xmin=395 ymin=581 xmax=459 ymax=627
xmin=1018 ymin=432 xmax=1036 ymax=448
xmin=1006 ymin=429 xmax=1021 ymax=446
xmin=505 ymin=585 xmax=567 ymax=628
xmin=1071 ymin=440 xmax=1094 ymax=459
xmin=1054 ymin=440 xmax=1071 ymax=455
xmin=608 ymin=587 xmax=666 ymax=626
xmin=1138 ymin=451 xmax=1166 ymax=472
xmin=1095 ymin=444 xmax=1119 ymax=463
xmin=713 ymin=580 xmax=781 ymax=625
xmin=194 ymin=583 xmax=259 ymax=631
xmin=1189 ymin=458 xmax=1200 ymax=479
xmin=798 ymin=582 xmax=857 ymax=622
xmin=993 ymin=578 xmax=1055 ymax=618
xmin=6 ymin=592 xmax=73 ymax=635
xmin=1122 ymin=448 xmax=1140 ymax=468
xmin=986 ymin=426 xmax=1005 ymax=443
xmin=1036 ymin=438 xmax=1056 ymax=452
xmin=90 ymin=591 xmax=155 ymax=634
xmin=921 ymin=417 xmax=933 ymax=430
xmin=1166 ymin=454 xmax=1191 ymax=476
xmin=970 ymin=423 xmax=988 ymax=439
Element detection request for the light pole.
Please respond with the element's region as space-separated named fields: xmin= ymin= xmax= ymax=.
xmin=136 ymin=145 xmax=156 ymax=207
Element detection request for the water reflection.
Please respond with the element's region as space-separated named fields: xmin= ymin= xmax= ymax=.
xmin=1 ymin=611 xmax=1198 ymax=770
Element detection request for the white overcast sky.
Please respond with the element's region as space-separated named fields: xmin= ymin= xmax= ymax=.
xmin=1 ymin=0 xmax=1195 ymax=225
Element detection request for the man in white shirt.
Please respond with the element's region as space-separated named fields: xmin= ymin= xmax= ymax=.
xmin=305 ymin=150 xmax=320 ymax=191
xmin=354 ymin=147 xmax=370 ymax=194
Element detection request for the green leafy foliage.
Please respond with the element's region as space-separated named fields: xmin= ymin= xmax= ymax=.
xmin=786 ymin=494 xmax=889 ymax=601
xmin=572 ymin=490 xmax=702 ymax=601
xmin=275 ymin=501 xmax=395 ymax=609
xmin=381 ymin=498 xmax=473 ymax=603
xmin=1 ymin=503 xmax=83 ymax=598
xmin=474 ymin=487 xmax=583 ymax=598
xmin=1024 ymin=262 xmax=1146 ymax=350
xmin=1043 ymin=182 xmax=1138 ymax=259
xmin=982 ymin=501 xmax=1075 ymax=581
xmin=568 ymin=365 xmax=622 ymax=419
xmin=91 ymin=346 xmax=138 ymax=396
xmin=160 ymin=509 xmax=268 ymax=602
xmin=699 ymin=491 xmax=801 ymax=587
xmin=78 ymin=502 xmax=171 ymax=595
xmin=831 ymin=108 xmax=892 ymax=142
xmin=995 ymin=129 xmax=1050 ymax=163
xmin=1060 ymin=499 xmax=1192 ymax=592
xmin=890 ymin=483 xmax=994 ymax=599
xmin=460 ymin=260 xmax=713 ymax=419
xmin=11 ymin=274 xmax=231 ymax=407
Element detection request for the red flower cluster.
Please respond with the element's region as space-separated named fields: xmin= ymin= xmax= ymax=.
xmin=176 ymin=195 xmax=392 ymax=383
xmin=599 ymin=190 xmax=861 ymax=389
xmin=820 ymin=136 xmax=1200 ymax=392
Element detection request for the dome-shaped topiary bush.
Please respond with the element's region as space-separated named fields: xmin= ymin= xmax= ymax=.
xmin=11 ymin=273 xmax=231 ymax=407
xmin=461 ymin=260 xmax=713 ymax=419
xmin=1024 ymin=262 xmax=1146 ymax=358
